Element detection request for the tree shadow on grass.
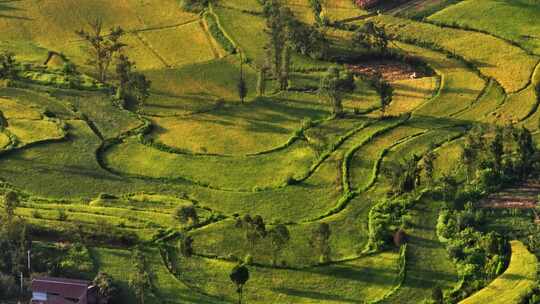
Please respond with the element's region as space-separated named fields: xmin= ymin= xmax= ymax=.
xmin=272 ymin=287 xmax=363 ymax=303
xmin=0 ymin=0 xmax=31 ymax=20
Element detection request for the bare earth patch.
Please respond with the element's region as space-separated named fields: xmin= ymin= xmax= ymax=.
xmin=347 ymin=60 xmax=431 ymax=81
xmin=478 ymin=181 xmax=540 ymax=209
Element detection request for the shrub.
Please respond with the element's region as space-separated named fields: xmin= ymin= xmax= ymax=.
xmin=205 ymin=13 xmax=236 ymax=54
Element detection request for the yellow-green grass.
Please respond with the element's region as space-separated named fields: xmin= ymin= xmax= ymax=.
xmin=51 ymin=90 xmax=143 ymax=139
xmin=0 ymin=87 xmax=75 ymax=119
xmin=0 ymin=0 xmax=197 ymax=65
xmin=0 ymin=97 xmax=43 ymax=119
xmin=284 ymin=0 xmax=317 ymax=24
xmin=137 ymin=21 xmax=218 ymax=68
xmin=16 ymin=199 xmax=207 ymax=231
xmin=7 ymin=119 xmax=64 ymax=145
xmin=148 ymin=97 xmax=329 ymax=155
xmin=431 ymin=138 xmax=464 ymax=179
xmin=91 ymin=247 xmax=138 ymax=303
xmin=383 ymin=76 xmax=439 ymax=116
xmin=343 ymin=78 xmax=383 ymax=112
xmin=429 ymin=0 xmax=540 ymax=54
xmin=349 ymin=123 xmax=426 ymax=191
xmin=369 ymin=15 xmax=538 ymax=93
xmin=190 ymin=119 xmax=401 ymax=266
xmin=457 ymin=79 xmax=506 ymax=122
xmin=219 ymin=0 xmax=263 ymax=13
xmin=323 ymin=0 xmax=367 ymax=22
xmin=459 ymin=240 xmax=537 ymax=304
xmin=175 ymin=253 xmax=400 ymax=304
xmin=145 ymin=248 xmax=226 ymax=304
xmin=104 ymin=136 xmax=318 ymax=190
xmin=305 ymin=117 xmax=370 ymax=150
xmin=389 ymin=0 xmax=460 ymax=19
xmin=394 ymin=43 xmax=485 ymax=118
xmin=0 ymin=132 xmax=9 ymax=148
xmin=213 ymin=6 xmax=267 ymax=65
xmin=487 ymin=84 xmax=537 ymax=124
xmin=145 ymin=57 xmax=258 ymax=105
xmin=0 ymin=120 xmax=177 ymax=198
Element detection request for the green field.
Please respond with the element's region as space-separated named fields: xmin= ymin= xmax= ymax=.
xmin=0 ymin=1 xmax=539 ymax=303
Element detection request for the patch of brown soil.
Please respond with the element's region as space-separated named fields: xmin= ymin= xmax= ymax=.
xmin=346 ymin=60 xmax=429 ymax=81
xmin=479 ymin=181 xmax=540 ymax=209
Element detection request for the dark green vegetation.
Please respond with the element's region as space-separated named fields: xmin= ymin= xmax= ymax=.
xmin=1 ymin=0 xmax=540 ymax=303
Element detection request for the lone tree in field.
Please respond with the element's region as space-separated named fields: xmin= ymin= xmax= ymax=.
xmin=174 ymin=205 xmax=199 ymax=226
xmin=309 ymin=222 xmax=331 ymax=263
xmin=230 ymin=264 xmax=250 ymax=304
xmin=319 ymin=67 xmax=344 ymax=117
xmin=353 ymin=21 xmax=388 ymax=53
xmin=76 ymin=18 xmax=126 ymax=82
xmin=115 ymin=54 xmax=151 ymax=109
xmin=268 ymin=224 xmax=290 ymax=266
xmin=238 ymin=58 xmax=248 ymax=103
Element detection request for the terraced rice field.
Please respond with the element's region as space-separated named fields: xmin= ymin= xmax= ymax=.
xmin=0 ymin=0 xmax=539 ymax=303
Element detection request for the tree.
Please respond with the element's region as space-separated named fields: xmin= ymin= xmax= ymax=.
xmin=76 ymin=19 xmax=126 ymax=82
xmin=320 ymin=67 xmax=344 ymax=116
xmin=267 ymin=224 xmax=290 ymax=266
xmin=0 ymin=51 xmax=16 ymax=79
xmin=514 ymin=127 xmax=536 ymax=177
xmin=238 ymin=59 xmax=248 ymax=103
xmin=115 ymin=54 xmax=151 ymax=109
xmin=309 ymin=0 xmax=323 ymax=24
xmin=179 ymin=235 xmax=194 ymax=257
xmin=423 ymin=146 xmax=437 ymax=186
xmin=129 ymin=248 xmax=151 ymax=304
xmin=174 ymin=205 xmax=198 ymax=226
xmin=490 ymin=126 xmax=504 ymax=173
xmin=93 ymin=272 xmax=118 ymax=304
xmin=353 ymin=21 xmax=388 ymax=53
xmin=264 ymin=0 xmax=289 ymax=81
xmin=229 ymin=264 xmax=250 ymax=304
xmin=432 ymin=286 xmax=443 ymax=304
xmin=3 ymin=191 xmax=18 ymax=221
xmin=385 ymin=155 xmax=422 ymax=195
xmin=257 ymin=67 xmax=268 ymax=97
xmin=280 ymin=45 xmax=291 ymax=91
xmin=309 ymin=223 xmax=331 ymax=263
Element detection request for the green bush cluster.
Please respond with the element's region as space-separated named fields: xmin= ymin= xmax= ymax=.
xmin=437 ymin=204 xmax=509 ymax=302
xmin=368 ymin=198 xmax=414 ymax=251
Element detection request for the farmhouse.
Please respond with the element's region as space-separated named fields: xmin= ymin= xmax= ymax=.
xmin=31 ymin=277 xmax=98 ymax=304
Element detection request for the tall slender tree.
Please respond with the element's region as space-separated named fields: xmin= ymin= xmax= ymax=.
xmin=76 ymin=18 xmax=126 ymax=82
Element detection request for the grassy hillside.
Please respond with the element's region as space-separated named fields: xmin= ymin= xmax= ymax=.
xmin=0 ymin=1 xmax=539 ymax=303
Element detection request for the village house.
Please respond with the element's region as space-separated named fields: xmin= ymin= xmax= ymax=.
xmin=31 ymin=277 xmax=98 ymax=304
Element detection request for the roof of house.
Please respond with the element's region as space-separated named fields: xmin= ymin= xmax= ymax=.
xmin=32 ymin=277 xmax=93 ymax=299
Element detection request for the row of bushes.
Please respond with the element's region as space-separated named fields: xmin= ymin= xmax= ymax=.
xmin=204 ymin=12 xmax=237 ymax=54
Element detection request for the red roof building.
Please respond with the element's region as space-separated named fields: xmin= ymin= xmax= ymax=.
xmin=31 ymin=277 xmax=98 ymax=304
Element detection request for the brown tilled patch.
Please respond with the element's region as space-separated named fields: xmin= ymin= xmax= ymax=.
xmin=478 ymin=181 xmax=540 ymax=209
xmin=346 ymin=60 xmax=430 ymax=81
